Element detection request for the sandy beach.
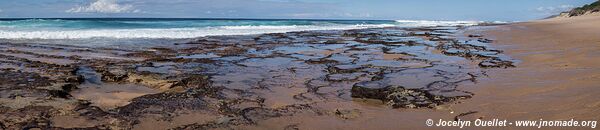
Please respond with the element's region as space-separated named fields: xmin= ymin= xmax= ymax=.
xmin=454 ymin=14 xmax=600 ymax=123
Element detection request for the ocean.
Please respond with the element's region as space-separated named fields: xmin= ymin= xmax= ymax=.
xmin=0 ymin=18 xmax=497 ymax=45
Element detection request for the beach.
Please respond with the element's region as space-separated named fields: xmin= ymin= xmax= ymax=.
xmin=0 ymin=15 xmax=598 ymax=129
xmin=453 ymin=14 xmax=600 ymax=124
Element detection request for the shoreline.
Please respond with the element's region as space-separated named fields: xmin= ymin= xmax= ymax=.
xmin=0 ymin=15 xmax=597 ymax=129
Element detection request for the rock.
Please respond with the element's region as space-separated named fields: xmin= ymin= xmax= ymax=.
xmin=454 ymin=111 xmax=479 ymax=121
xmin=442 ymin=48 xmax=466 ymax=56
xmin=306 ymin=58 xmax=338 ymax=64
xmin=385 ymin=87 xmax=436 ymax=108
xmin=478 ymin=58 xmax=515 ymax=68
xmin=351 ymin=81 xmax=391 ymax=100
xmin=333 ymin=109 xmax=361 ymax=119
xmin=126 ymin=73 xmax=176 ymax=90
xmin=477 ymin=38 xmax=493 ymax=43
xmin=324 ymin=40 xmax=344 ymax=44
xmin=351 ymin=81 xmax=460 ymax=108
xmin=100 ymin=67 xmax=129 ymax=82
xmin=47 ymin=90 xmax=71 ymax=98
xmin=468 ymin=34 xmax=483 ymax=37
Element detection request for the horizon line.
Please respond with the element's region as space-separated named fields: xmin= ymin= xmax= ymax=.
xmin=0 ymin=17 xmax=500 ymax=22
xmin=0 ymin=17 xmax=397 ymax=21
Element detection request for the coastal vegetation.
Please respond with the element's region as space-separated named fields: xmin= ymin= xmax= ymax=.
xmin=563 ymin=0 xmax=600 ymax=17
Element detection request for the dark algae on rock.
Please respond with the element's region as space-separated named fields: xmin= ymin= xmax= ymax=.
xmin=0 ymin=26 xmax=514 ymax=129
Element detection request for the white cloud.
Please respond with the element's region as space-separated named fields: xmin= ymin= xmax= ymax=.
xmin=536 ymin=4 xmax=575 ymax=14
xmin=67 ymin=0 xmax=140 ymax=13
xmin=0 ymin=9 xmax=3 ymax=13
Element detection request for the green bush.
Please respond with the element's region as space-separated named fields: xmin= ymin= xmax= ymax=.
xmin=568 ymin=0 xmax=600 ymax=16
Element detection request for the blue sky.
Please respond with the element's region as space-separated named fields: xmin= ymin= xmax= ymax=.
xmin=0 ymin=0 xmax=596 ymax=21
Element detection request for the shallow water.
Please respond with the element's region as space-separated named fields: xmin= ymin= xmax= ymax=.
xmin=71 ymin=67 xmax=161 ymax=109
xmin=71 ymin=83 xmax=161 ymax=110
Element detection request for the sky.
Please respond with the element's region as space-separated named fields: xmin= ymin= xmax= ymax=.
xmin=0 ymin=0 xmax=596 ymax=21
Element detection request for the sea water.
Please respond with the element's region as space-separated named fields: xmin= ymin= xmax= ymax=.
xmin=0 ymin=18 xmax=500 ymax=46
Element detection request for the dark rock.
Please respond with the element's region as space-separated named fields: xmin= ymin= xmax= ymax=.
xmin=454 ymin=111 xmax=479 ymax=121
xmin=351 ymin=81 xmax=465 ymax=108
xmin=324 ymin=40 xmax=344 ymax=44
xmin=47 ymin=90 xmax=71 ymax=99
xmin=468 ymin=34 xmax=483 ymax=37
xmin=351 ymin=81 xmax=391 ymax=100
xmin=101 ymin=69 xmax=129 ymax=82
xmin=479 ymin=58 xmax=515 ymax=68
xmin=328 ymin=64 xmax=364 ymax=73
xmin=116 ymin=92 xmax=209 ymax=117
xmin=306 ymin=58 xmax=338 ymax=64
xmin=477 ymin=38 xmax=493 ymax=43
xmin=333 ymin=109 xmax=361 ymax=119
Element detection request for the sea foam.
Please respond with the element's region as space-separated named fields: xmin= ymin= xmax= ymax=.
xmin=0 ymin=24 xmax=396 ymax=39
